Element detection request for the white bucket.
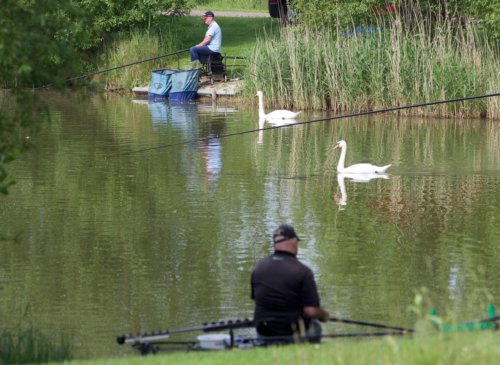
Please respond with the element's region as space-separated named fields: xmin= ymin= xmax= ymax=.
xmin=197 ymin=333 xmax=231 ymax=350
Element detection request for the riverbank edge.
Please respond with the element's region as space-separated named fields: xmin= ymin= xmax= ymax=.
xmin=57 ymin=331 xmax=500 ymax=365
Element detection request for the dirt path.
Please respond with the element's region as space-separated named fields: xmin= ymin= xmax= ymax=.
xmin=188 ymin=9 xmax=269 ymax=18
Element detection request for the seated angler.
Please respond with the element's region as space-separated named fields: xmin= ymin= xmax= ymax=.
xmin=189 ymin=11 xmax=222 ymax=67
xmin=251 ymin=224 xmax=330 ymax=344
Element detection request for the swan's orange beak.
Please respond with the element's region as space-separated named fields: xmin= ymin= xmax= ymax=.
xmin=333 ymin=143 xmax=340 ymax=149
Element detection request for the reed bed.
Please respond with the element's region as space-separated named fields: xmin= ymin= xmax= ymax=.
xmin=247 ymin=15 xmax=500 ymax=118
xmin=0 ymin=326 xmax=72 ymax=364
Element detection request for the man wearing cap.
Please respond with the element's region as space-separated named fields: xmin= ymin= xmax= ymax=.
xmin=189 ymin=11 xmax=222 ymax=66
xmin=251 ymin=224 xmax=330 ymax=343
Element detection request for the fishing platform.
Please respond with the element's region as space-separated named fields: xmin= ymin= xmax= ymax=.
xmin=132 ymin=78 xmax=244 ymax=99
xmin=133 ymin=53 xmax=245 ymax=100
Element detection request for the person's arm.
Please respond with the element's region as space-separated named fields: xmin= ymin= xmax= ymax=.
xmin=303 ymin=306 xmax=330 ymax=322
xmin=302 ymin=269 xmax=329 ymax=322
xmin=197 ymin=35 xmax=212 ymax=47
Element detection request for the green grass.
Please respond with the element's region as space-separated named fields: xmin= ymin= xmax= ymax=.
xmin=192 ymin=0 xmax=267 ymax=12
xmin=57 ymin=331 xmax=500 ymax=365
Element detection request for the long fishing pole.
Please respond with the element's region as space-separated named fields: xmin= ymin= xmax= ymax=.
xmin=127 ymin=330 xmax=412 ymax=355
xmin=329 ymin=317 xmax=414 ymax=333
xmin=117 ymin=315 xmax=414 ymax=346
xmin=117 ymin=92 xmax=500 ymax=156
xmin=117 ymin=318 xmax=254 ymax=345
xmin=38 ymin=48 xmax=190 ymax=89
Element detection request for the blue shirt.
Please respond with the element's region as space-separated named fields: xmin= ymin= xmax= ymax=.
xmin=206 ymin=21 xmax=222 ymax=53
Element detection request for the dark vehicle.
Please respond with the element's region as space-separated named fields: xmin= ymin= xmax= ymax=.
xmin=269 ymin=0 xmax=288 ymax=19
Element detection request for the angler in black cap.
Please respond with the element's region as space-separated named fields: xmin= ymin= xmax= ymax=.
xmin=189 ymin=11 xmax=222 ymax=67
xmin=251 ymin=224 xmax=330 ymax=343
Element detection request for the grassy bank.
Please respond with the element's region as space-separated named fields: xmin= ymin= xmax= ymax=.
xmin=60 ymin=331 xmax=499 ymax=365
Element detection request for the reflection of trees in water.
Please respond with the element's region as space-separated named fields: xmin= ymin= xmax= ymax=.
xmin=0 ymin=92 xmax=46 ymax=194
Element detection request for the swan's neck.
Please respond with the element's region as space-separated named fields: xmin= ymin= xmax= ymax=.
xmin=337 ymin=145 xmax=346 ymax=172
xmin=257 ymin=94 xmax=266 ymax=121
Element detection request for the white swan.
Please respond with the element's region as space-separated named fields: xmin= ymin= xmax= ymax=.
xmin=334 ymin=140 xmax=391 ymax=174
xmin=256 ymin=90 xmax=301 ymax=122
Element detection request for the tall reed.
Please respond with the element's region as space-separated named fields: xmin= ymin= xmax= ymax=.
xmin=247 ymin=12 xmax=500 ymax=118
xmin=0 ymin=326 xmax=72 ymax=364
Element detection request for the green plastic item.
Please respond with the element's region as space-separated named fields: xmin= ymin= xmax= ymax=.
xmin=431 ymin=304 xmax=499 ymax=332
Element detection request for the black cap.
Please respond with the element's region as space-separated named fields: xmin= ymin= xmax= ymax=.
xmin=273 ymin=224 xmax=300 ymax=244
xmin=203 ymin=11 xmax=215 ymax=18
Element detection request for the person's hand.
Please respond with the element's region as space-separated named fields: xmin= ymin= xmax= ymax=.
xmin=319 ymin=309 xmax=330 ymax=322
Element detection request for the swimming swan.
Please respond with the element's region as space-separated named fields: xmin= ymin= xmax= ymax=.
xmin=334 ymin=140 xmax=391 ymax=174
xmin=256 ymin=90 xmax=301 ymax=122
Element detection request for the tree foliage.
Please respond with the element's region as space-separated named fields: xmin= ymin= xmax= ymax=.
xmin=74 ymin=0 xmax=190 ymax=50
xmin=0 ymin=0 xmax=84 ymax=88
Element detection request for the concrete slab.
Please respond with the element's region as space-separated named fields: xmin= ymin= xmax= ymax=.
xmin=197 ymin=79 xmax=244 ymax=96
xmin=132 ymin=79 xmax=244 ymax=98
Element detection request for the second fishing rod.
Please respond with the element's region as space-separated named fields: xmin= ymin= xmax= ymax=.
xmin=37 ymin=48 xmax=190 ymax=89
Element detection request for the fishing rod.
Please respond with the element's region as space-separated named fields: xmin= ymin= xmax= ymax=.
xmin=329 ymin=317 xmax=414 ymax=333
xmin=37 ymin=48 xmax=190 ymax=89
xmin=117 ymin=315 xmax=413 ymax=346
xmin=117 ymin=92 xmax=500 ymax=156
xmin=117 ymin=318 xmax=254 ymax=345
xmin=125 ymin=330 xmax=412 ymax=355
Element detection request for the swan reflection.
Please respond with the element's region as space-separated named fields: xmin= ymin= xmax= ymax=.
xmin=266 ymin=118 xmax=299 ymax=126
xmin=335 ymin=172 xmax=389 ymax=207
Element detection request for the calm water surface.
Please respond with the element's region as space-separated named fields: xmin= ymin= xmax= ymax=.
xmin=1 ymin=91 xmax=499 ymax=359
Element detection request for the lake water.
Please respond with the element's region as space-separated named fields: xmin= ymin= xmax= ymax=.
xmin=1 ymin=91 xmax=499 ymax=359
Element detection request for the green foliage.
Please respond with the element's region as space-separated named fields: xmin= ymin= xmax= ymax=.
xmin=74 ymin=0 xmax=191 ymax=50
xmin=192 ymin=0 xmax=267 ymax=11
xmin=291 ymin=0 xmax=389 ymax=29
xmin=0 ymin=0 xmax=84 ymax=88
